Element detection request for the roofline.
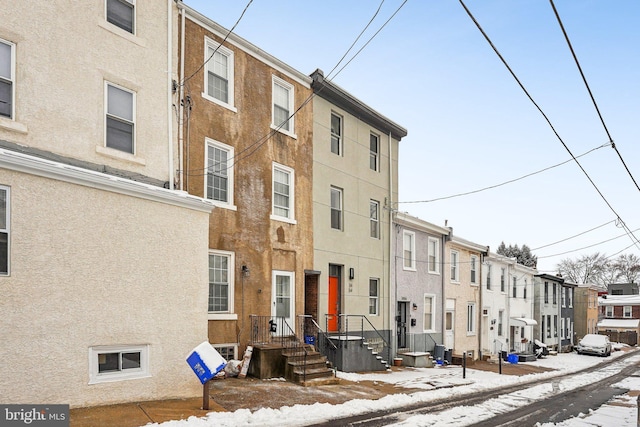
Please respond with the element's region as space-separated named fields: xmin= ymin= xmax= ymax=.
xmin=450 ymin=235 xmax=489 ymax=254
xmin=310 ymin=69 xmax=408 ymax=141
xmin=395 ymin=212 xmax=451 ymax=236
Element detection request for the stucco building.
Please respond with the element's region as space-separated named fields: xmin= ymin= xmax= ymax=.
xmin=0 ymin=1 xmax=214 ymax=407
xmin=177 ymin=4 xmax=314 ymax=357
xmin=534 ymin=274 xmax=564 ymax=351
xmin=574 ymin=283 xmax=599 ymax=339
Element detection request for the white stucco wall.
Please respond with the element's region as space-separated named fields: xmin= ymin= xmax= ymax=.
xmin=0 ymin=169 xmax=211 ymax=407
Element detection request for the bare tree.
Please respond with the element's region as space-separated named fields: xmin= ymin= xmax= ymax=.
xmin=556 ymin=253 xmax=609 ymax=285
xmin=613 ymin=254 xmax=640 ymax=283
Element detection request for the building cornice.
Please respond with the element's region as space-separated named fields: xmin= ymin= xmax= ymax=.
xmin=395 ymin=212 xmax=451 ymax=236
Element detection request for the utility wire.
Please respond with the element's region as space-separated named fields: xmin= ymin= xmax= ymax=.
xmin=398 ymin=142 xmax=609 ymax=204
xmin=530 ymin=219 xmax=616 ymax=251
xmin=458 ymin=0 xmax=640 ymax=252
xmin=549 ymin=0 xmax=640 ymax=193
xmin=537 ymin=227 xmax=640 ymax=259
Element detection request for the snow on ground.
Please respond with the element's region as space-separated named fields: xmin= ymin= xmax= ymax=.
xmin=149 ymin=349 xmax=638 ymax=427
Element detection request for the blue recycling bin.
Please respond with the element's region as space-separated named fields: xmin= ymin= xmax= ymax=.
xmin=304 ymin=335 xmax=315 ymax=345
xmin=186 ymin=341 xmax=227 ymax=384
xmin=507 ymin=353 xmax=518 ymax=364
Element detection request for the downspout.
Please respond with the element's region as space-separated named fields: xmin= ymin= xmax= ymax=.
xmin=388 ymin=131 xmax=394 ymax=357
xmin=177 ymin=1 xmax=186 ymax=191
xmin=167 ymin=0 xmax=174 ymax=189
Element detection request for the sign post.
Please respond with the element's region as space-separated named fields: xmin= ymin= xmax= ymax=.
xmin=186 ymin=341 xmax=227 ymax=410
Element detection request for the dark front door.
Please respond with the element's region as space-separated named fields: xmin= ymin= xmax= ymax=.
xmin=397 ymin=301 xmax=409 ymax=349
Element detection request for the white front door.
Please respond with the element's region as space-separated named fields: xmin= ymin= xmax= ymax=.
xmin=445 ymin=298 xmax=455 ymax=350
xmin=272 ymin=270 xmax=295 ymax=332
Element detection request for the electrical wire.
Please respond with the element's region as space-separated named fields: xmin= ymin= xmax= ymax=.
xmin=537 ymin=227 xmax=640 ymax=259
xmin=530 ymin=219 xmax=616 ymax=251
xmin=398 ymin=142 xmax=609 ymax=204
xmin=549 ymin=0 xmax=640 ymax=194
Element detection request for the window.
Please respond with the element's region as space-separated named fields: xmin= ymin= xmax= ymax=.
xmin=369 ymin=278 xmax=379 ymax=315
xmin=424 ymin=294 xmax=435 ymax=332
xmin=553 ymin=283 xmax=557 ymax=304
xmin=214 ymin=345 xmax=237 ymax=361
xmin=546 ymin=315 xmax=551 ymax=338
xmin=0 ymin=39 xmax=14 ymax=119
xmin=562 ymin=287 xmax=566 ymax=307
xmin=205 ymin=139 xmax=234 ymax=207
xmin=512 ymin=276 xmax=517 ymax=298
xmin=624 ymin=306 xmax=632 ymax=318
xmin=105 ymin=82 xmax=135 ymax=154
xmin=330 ymin=113 xmax=342 ymax=155
xmin=486 ymin=264 xmax=492 ymax=290
xmin=500 ymin=268 xmax=505 ymax=292
xmin=560 ymin=318 xmax=565 ymax=339
xmin=568 ymin=288 xmax=573 ymax=308
xmin=203 ymin=39 xmax=234 ymax=109
xmin=106 ymin=0 xmax=135 ymax=34
xmin=544 ymin=282 xmax=549 ymax=304
xmin=403 ymin=231 xmax=416 ymax=270
xmin=330 ymin=187 xmax=343 ymax=230
xmin=605 ymin=305 xmax=613 ymax=317
xmin=467 ymin=303 xmax=476 ymax=334
xmin=272 ymin=76 xmax=294 ymax=135
xmin=470 ymin=256 xmax=477 ymax=284
xmin=89 ymin=345 xmax=149 ymax=384
xmin=369 ymin=200 xmax=379 ymax=239
xmin=524 ymin=280 xmax=527 ymax=300
xmin=272 ymin=163 xmax=295 ymax=222
xmin=428 ymin=237 xmax=439 ymax=274
xmin=554 ymin=315 xmax=558 ymax=337
xmin=450 ymin=250 xmax=459 ymax=282
xmin=498 ymin=310 xmax=504 ymax=336
xmin=0 ymin=186 xmax=8 ymax=275
xmin=209 ymin=251 xmax=234 ymax=314
xmin=369 ymin=133 xmax=379 ymax=171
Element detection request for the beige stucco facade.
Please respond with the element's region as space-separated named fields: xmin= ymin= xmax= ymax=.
xmin=179 ymin=6 xmax=314 ymax=354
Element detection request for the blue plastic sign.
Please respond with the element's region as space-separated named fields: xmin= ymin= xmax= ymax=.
xmin=186 ymin=341 xmax=227 ymax=384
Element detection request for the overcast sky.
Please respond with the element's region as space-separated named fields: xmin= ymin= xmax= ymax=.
xmin=183 ymin=0 xmax=640 ymax=274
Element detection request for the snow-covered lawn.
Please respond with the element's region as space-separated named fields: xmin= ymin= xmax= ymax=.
xmin=149 ymin=348 xmax=639 ymax=427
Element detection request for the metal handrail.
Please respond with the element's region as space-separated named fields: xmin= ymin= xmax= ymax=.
xmin=332 ymin=314 xmax=391 ymax=365
xmin=298 ymin=315 xmax=338 ymax=351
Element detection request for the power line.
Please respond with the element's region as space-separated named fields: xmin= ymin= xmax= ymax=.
xmin=549 ymin=0 xmax=640 ymax=194
xmin=458 ymin=0 xmax=640 ymax=253
xmin=537 ymin=227 xmax=640 ymax=259
xmin=530 ymin=219 xmax=616 ymax=251
xmin=398 ymin=142 xmax=609 ymax=204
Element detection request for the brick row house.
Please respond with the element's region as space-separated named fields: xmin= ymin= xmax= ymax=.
xmin=598 ymin=294 xmax=640 ymax=345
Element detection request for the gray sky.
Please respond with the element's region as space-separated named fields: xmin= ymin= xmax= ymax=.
xmin=184 ymin=0 xmax=640 ymax=273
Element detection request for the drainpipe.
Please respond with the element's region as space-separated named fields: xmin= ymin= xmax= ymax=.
xmin=177 ymin=1 xmax=186 ymax=191
xmin=388 ymin=131 xmax=394 ymax=357
xmin=167 ymin=0 xmax=174 ymax=189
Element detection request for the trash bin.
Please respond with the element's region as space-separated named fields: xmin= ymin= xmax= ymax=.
xmin=444 ymin=349 xmax=452 ymax=365
xmin=434 ymin=344 xmax=445 ymax=361
xmin=507 ymin=353 xmax=518 ymax=364
xmin=501 ymin=350 xmax=508 ymax=361
xmin=304 ymin=335 xmax=315 ymax=345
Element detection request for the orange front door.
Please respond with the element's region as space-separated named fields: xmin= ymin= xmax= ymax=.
xmin=328 ymin=276 xmax=339 ymax=332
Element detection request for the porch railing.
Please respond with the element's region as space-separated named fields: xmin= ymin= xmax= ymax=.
xmin=326 ymin=314 xmax=391 ymax=366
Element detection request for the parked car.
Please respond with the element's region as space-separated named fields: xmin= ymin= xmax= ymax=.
xmin=575 ymin=334 xmax=611 ymax=357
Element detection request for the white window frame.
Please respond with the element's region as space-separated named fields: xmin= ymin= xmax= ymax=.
xmin=89 ymin=344 xmax=149 ymax=384
xmin=450 ymin=250 xmax=459 ymax=283
xmin=403 ymin=230 xmax=416 ymax=271
xmin=369 ymin=133 xmax=379 ymax=171
xmin=0 ymin=38 xmax=15 ymax=121
xmin=369 ymin=200 xmax=379 ymax=239
xmin=271 ymin=75 xmax=295 ymax=138
xmin=562 ymin=287 xmax=566 ymax=307
xmin=470 ymin=255 xmax=478 ymax=284
xmin=560 ymin=318 xmax=565 ymax=339
xmin=497 ymin=309 xmax=504 ymax=336
xmin=605 ymin=305 xmax=613 ymax=318
xmin=0 ymin=185 xmax=9 ymax=276
xmin=424 ymin=293 xmax=436 ymax=332
xmin=208 ymin=250 xmax=237 ymax=320
xmin=105 ymin=81 xmax=135 ymax=155
xmin=512 ymin=276 xmax=517 ymax=298
xmin=486 ymin=264 xmax=492 ymax=290
xmin=106 ymin=0 xmax=135 ymax=35
xmin=205 ymin=138 xmax=236 ymax=210
xmin=624 ymin=306 xmax=632 ymax=318
xmin=467 ymin=303 xmax=476 ymax=335
xmin=428 ymin=237 xmax=440 ymax=274
xmin=330 ymin=186 xmax=343 ymax=230
xmin=500 ymin=268 xmax=506 ymax=292
xmin=202 ymin=37 xmax=236 ymax=111
xmin=568 ymin=288 xmax=573 ymax=308
xmin=271 ymin=163 xmax=296 ymax=224
xmin=524 ymin=279 xmax=528 ymax=300
xmin=369 ymin=278 xmax=379 ymax=316
xmin=330 ymin=112 xmax=342 ymax=155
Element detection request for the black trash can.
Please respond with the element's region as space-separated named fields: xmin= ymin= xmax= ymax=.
xmin=433 ymin=344 xmax=445 ymax=362
xmin=444 ymin=349 xmax=452 ymax=365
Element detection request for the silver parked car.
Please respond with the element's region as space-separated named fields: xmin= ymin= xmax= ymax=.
xmin=575 ymin=334 xmax=612 ymax=357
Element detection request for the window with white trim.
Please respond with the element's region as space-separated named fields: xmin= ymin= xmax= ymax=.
xmin=554 ymin=315 xmax=558 ymax=337
xmin=369 ymin=278 xmax=379 ymax=315
xmin=369 ymin=133 xmax=379 ymax=171
xmin=106 ymin=0 xmax=135 ymax=34
xmin=203 ymin=38 xmax=235 ymax=109
xmin=0 ymin=39 xmax=15 ymax=119
xmin=271 ymin=163 xmax=295 ymax=222
xmin=470 ymin=255 xmax=478 ymax=284
xmin=486 ymin=264 xmax=492 ymax=290
xmin=524 ymin=279 xmax=527 ymax=300
xmin=624 ymin=306 xmax=632 ymax=318
xmin=467 ymin=303 xmax=476 ymax=334
xmin=424 ymin=294 xmax=436 ymax=332
xmin=330 ymin=186 xmax=343 ymax=230
xmin=105 ymin=82 xmax=135 ymax=154
xmin=89 ymin=344 xmax=149 ymax=384
xmin=512 ymin=276 xmax=517 ymax=298
xmin=568 ymin=288 xmax=573 ymax=308
xmin=560 ymin=318 xmax=565 ymax=339
xmin=450 ymin=250 xmax=459 ymax=282
xmin=330 ymin=112 xmax=342 ymax=155
xmin=403 ymin=231 xmax=416 ymax=270
xmin=428 ymin=237 xmax=439 ymax=274
xmin=605 ymin=305 xmax=613 ymax=317
xmin=562 ymin=287 xmax=566 ymax=307
xmin=205 ymin=139 xmax=234 ymax=207
xmin=369 ymin=200 xmax=379 ymax=239
xmin=0 ymin=186 xmax=9 ymax=275
xmin=497 ymin=310 xmax=504 ymax=336
xmin=209 ymin=250 xmax=234 ymax=314
xmin=500 ymin=268 xmax=505 ymax=292
xmin=272 ymin=76 xmax=294 ymax=135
